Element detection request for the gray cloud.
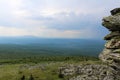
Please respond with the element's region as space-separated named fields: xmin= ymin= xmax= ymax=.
xmin=0 ymin=0 xmax=119 ymax=38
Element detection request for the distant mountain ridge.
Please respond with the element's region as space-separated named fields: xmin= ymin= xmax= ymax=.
xmin=0 ymin=37 xmax=105 ymax=57
xmin=0 ymin=37 xmax=104 ymax=44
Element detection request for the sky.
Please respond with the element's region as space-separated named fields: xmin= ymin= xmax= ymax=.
xmin=0 ymin=0 xmax=119 ymax=39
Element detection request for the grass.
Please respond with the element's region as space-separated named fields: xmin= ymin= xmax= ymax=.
xmin=0 ymin=59 xmax=103 ymax=80
xmin=0 ymin=62 xmax=64 ymax=80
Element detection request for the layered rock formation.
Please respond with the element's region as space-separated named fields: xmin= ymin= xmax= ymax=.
xmin=99 ymin=8 xmax=120 ymax=71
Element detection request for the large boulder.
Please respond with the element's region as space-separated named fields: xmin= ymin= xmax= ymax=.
xmin=102 ymin=14 xmax=120 ymax=31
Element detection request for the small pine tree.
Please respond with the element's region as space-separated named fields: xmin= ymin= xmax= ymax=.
xmin=21 ymin=75 xmax=25 ymax=80
xmin=58 ymin=73 xmax=64 ymax=78
xmin=29 ymin=75 xmax=34 ymax=80
xmin=58 ymin=69 xmax=64 ymax=78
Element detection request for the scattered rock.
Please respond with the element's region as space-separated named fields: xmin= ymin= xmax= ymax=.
xmin=59 ymin=65 xmax=75 ymax=76
xmin=59 ymin=64 xmax=118 ymax=80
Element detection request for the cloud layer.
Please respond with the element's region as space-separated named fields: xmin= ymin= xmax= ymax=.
xmin=0 ymin=0 xmax=119 ymax=39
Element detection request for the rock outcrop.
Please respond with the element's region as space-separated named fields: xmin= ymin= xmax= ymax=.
xmin=99 ymin=8 xmax=120 ymax=71
xmin=59 ymin=8 xmax=120 ymax=80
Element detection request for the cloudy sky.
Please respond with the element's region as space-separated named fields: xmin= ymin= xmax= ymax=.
xmin=0 ymin=0 xmax=119 ymax=39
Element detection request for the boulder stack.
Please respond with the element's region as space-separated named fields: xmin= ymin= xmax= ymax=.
xmin=99 ymin=8 xmax=120 ymax=70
